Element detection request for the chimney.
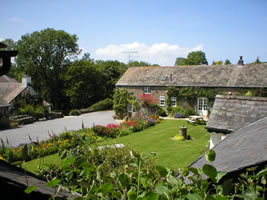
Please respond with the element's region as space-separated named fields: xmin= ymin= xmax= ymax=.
xmin=170 ymin=74 xmax=173 ymax=81
xmin=238 ymin=56 xmax=244 ymax=65
xmin=22 ymin=75 xmax=31 ymax=87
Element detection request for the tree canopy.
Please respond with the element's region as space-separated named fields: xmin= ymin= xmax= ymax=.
xmin=175 ymin=51 xmax=208 ymax=66
xmin=175 ymin=57 xmax=187 ymax=66
xmin=16 ymin=28 xmax=80 ymax=109
xmin=186 ymin=51 xmax=208 ymax=65
xmin=128 ymin=60 xmax=159 ymax=67
xmin=224 ymin=59 xmax=231 ymax=65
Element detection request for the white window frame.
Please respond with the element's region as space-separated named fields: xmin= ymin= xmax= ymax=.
xmin=144 ymin=87 xmax=151 ymax=94
xmin=171 ymin=97 xmax=176 ymax=107
xmin=159 ymin=96 xmax=165 ymax=107
xmin=127 ymin=103 xmax=133 ymax=113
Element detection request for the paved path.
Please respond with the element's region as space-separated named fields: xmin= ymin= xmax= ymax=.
xmin=0 ymin=110 xmax=117 ymax=147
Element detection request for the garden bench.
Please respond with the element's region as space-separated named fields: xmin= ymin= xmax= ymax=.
xmin=186 ymin=119 xmax=196 ymax=125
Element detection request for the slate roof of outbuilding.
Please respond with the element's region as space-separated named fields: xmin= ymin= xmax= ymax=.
xmin=206 ymin=95 xmax=267 ymax=133
xmin=116 ymin=64 xmax=267 ymax=88
xmin=0 ymin=160 xmax=77 ymax=199
xmin=190 ymin=117 xmax=267 ymax=173
xmin=0 ymin=75 xmax=27 ymax=104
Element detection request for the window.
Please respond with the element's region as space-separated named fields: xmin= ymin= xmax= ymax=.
xmin=144 ymin=87 xmax=151 ymax=94
xmin=171 ymin=97 xmax=176 ymax=107
xmin=127 ymin=104 xmax=133 ymax=113
xmin=159 ymin=96 xmax=165 ymax=107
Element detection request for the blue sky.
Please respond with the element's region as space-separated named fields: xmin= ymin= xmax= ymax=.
xmin=1 ymin=0 xmax=267 ymax=65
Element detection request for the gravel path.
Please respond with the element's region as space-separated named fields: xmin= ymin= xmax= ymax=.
xmin=0 ymin=110 xmax=116 ymax=147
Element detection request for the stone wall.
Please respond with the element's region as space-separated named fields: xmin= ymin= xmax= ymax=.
xmin=118 ymin=86 xmax=255 ymax=113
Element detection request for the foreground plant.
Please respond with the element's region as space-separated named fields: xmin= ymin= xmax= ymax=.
xmin=35 ymin=148 xmax=267 ymax=199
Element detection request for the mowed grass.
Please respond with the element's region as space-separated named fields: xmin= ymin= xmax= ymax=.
xmin=99 ymin=120 xmax=210 ymax=169
xmin=23 ymin=120 xmax=210 ymax=173
xmin=23 ymin=153 xmax=60 ymax=174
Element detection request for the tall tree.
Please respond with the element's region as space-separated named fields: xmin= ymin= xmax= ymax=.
xmin=186 ymin=51 xmax=208 ymax=65
xmin=175 ymin=57 xmax=188 ymax=66
xmin=96 ymin=60 xmax=127 ymax=98
xmin=64 ymin=60 xmax=102 ymax=108
xmin=16 ymin=28 xmax=80 ymax=109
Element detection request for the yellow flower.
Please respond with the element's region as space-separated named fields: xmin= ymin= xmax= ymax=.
xmin=0 ymin=155 xmax=4 ymax=160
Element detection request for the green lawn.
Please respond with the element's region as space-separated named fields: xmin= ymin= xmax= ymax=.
xmin=22 ymin=153 xmax=60 ymax=174
xmin=23 ymin=120 xmax=210 ymax=173
xmin=99 ymin=120 xmax=210 ymax=169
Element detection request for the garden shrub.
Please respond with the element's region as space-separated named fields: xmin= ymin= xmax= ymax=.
xmin=170 ymin=106 xmax=196 ymax=117
xmin=88 ymin=98 xmax=113 ymax=111
xmin=157 ymin=107 xmax=167 ymax=117
xmin=69 ymin=109 xmax=81 ymax=116
xmin=18 ymin=104 xmax=48 ymax=119
xmin=92 ymin=125 xmax=118 ymax=138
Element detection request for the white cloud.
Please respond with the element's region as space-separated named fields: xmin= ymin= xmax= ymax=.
xmin=95 ymin=42 xmax=203 ymax=66
xmin=7 ymin=17 xmax=25 ymax=23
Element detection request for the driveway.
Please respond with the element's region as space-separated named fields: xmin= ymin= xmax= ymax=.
xmin=0 ymin=110 xmax=117 ymax=147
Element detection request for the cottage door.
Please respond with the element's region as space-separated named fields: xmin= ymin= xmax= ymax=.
xmin=197 ymin=97 xmax=208 ymax=116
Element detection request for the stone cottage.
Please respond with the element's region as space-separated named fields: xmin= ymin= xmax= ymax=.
xmin=0 ymin=75 xmax=38 ymax=111
xmin=116 ymin=62 xmax=267 ymax=116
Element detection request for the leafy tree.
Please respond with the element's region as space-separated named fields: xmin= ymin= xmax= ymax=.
xmin=186 ymin=51 xmax=208 ymax=65
xmin=0 ymin=38 xmax=17 ymax=50
xmin=16 ymin=28 xmax=80 ymax=109
xmin=175 ymin=57 xmax=188 ymax=66
xmin=128 ymin=60 xmax=151 ymax=67
xmin=64 ymin=60 xmax=102 ymax=108
xmin=95 ymin=60 xmax=127 ymax=98
xmin=81 ymin=52 xmax=92 ymax=61
xmin=224 ymin=59 xmax=231 ymax=65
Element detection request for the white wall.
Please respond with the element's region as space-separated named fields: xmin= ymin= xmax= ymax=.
xmin=210 ymin=132 xmax=228 ymax=149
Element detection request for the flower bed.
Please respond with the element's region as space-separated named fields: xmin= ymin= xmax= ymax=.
xmin=0 ymin=129 xmax=100 ymax=163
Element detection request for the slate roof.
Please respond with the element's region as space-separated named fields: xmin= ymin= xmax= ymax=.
xmin=0 ymin=160 xmax=77 ymax=199
xmin=116 ymin=64 xmax=267 ymax=88
xmin=190 ymin=117 xmax=267 ymax=173
xmin=206 ymin=95 xmax=267 ymax=133
xmin=0 ymin=75 xmax=27 ymax=104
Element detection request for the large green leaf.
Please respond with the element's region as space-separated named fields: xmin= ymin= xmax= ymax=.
xmin=155 ymin=185 xmax=169 ymax=195
xmin=118 ymin=173 xmax=129 ymax=188
xmin=205 ymin=150 xmax=216 ymax=162
xmin=216 ymin=171 xmax=227 ymax=183
xmin=167 ymin=175 xmax=178 ymax=186
xmin=186 ymin=193 xmax=202 ymax=200
xmin=202 ymin=164 xmax=217 ymax=180
xmin=46 ymin=178 xmax=60 ymax=188
xmin=127 ymin=189 xmax=137 ymax=200
xmin=99 ymin=183 xmax=113 ymax=195
xmin=222 ymin=179 xmax=233 ymax=196
xmin=24 ymin=185 xmax=37 ymax=194
xmin=156 ymin=166 xmax=168 ymax=177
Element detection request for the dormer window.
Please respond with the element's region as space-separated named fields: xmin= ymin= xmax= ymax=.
xmin=160 ymin=76 xmax=168 ymax=81
xmin=144 ymin=87 xmax=151 ymax=94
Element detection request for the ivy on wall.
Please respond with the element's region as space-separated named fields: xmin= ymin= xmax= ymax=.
xmin=166 ymin=86 xmax=267 ymax=111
